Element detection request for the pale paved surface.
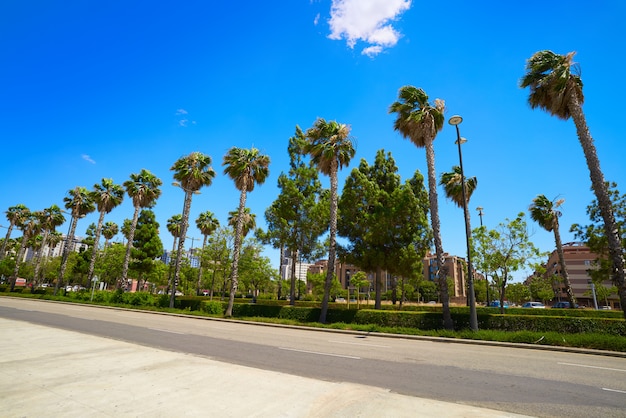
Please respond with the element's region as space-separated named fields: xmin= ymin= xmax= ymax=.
xmin=0 ymin=318 xmax=531 ymax=417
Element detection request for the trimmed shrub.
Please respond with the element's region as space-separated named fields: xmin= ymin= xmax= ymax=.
xmin=201 ymin=301 xmax=224 ymax=315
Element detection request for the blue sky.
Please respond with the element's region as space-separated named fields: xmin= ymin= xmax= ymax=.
xmin=1 ymin=1 xmax=624 ymax=282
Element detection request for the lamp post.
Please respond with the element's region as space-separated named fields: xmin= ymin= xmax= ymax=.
xmin=449 ymin=115 xmax=478 ymax=331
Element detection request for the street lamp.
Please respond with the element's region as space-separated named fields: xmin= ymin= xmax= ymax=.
xmin=449 ymin=115 xmax=478 ymax=331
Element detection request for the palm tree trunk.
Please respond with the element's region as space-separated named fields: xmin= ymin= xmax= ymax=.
xmin=121 ymin=206 xmax=140 ymax=289
xmin=171 ymin=191 xmax=192 ymax=308
xmin=33 ymin=230 xmax=50 ymax=288
xmin=290 ymin=247 xmax=297 ymax=306
xmin=55 ymin=217 xmax=78 ymax=295
xmin=10 ymin=239 xmax=28 ymax=292
xmin=568 ymin=92 xmax=626 ymax=318
xmin=425 ymin=139 xmax=453 ymax=329
xmin=0 ymin=223 xmax=14 ymax=260
xmin=87 ymin=210 xmax=105 ymax=290
xmin=319 ymin=162 xmax=338 ymax=324
xmin=554 ymin=218 xmax=576 ymax=307
xmin=374 ymin=266 xmax=382 ymax=309
xmin=225 ymin=187 xmax=248 ymax=317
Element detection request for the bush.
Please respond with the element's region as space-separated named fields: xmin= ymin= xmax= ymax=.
xmin=201 ymin=300 xmax=224 ymax=315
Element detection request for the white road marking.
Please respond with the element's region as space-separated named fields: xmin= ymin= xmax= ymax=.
xmin=149 ymin=328 xmax=185 ymax=335
xmin=279 ymin=347 xmax=361 ymax=359
xmin=328 ymin=339 xmax=390 ymax=348
xmin=602 ymin=387 xmax=626 ymax=394
xmin=558 ymin=362 xmax=626 ymax=373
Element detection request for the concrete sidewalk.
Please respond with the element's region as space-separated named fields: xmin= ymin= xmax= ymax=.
xmin=0 ymin=318 xmax=530 ymax=417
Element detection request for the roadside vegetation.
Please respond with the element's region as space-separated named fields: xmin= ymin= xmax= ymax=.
xmin=2 ymin=289 xmax=624 ymax=353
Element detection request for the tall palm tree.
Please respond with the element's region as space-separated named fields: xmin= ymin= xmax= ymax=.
xmin=1 ymin=204 xmax=29 ymax=260
xmin=389 ymin=86 xmax=453 ymax=329
xmin=227 ymin=207 xmax=256 ymax=239
xmin=122 ymin=169 xmax=162 ymax=289
xmin=195 ymin=211 xmax=220 ymax=295
xmin=304 ymin=118 xmax=355 ymax=323
xmin=441 ymin=165 xmax=479 ymax=330
xmin=11 ymin=210 xmax=39 ymax=291
xmin=529 ymin=195 xmax=577 ymax=307
xmin=170 ymin=152 xmax=216 ymax=308
xmin=33 ymin=205 xmax=65 ymax=287
xmin=55 ymin=186 xmax=95 ymax=295
xmin=166 ymin=214 xmax=183 ymax=295
xmin=520 ymin=50 xmax=625 ymax=318
xmin=101 ymin=221 xmax=119 ymax=249
xmin=88 ymin=178 xmax=124 ymax=288
xmin=223 ymin=147 xmax=270 ymax=316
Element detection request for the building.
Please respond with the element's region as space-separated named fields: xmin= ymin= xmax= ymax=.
xmin=423 ymin=252 xmax=474 ymax=303
xmin=542 ymin=242 xmax=619 ymax=309
xmin=23 ymin=234 xmax=89 ymax=262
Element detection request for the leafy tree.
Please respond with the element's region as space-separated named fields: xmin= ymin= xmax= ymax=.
xmin=122 ymin=169 xmax=162 ymax=289
xmin=529 ymin=195 xmax=576 ymax=307
xmin=571 ymin=182 xmax=626 ymax=314
xmin=304 ymin=118 xmax=355 ymax=323
xmin=338 ymin=150 xmax=430 ymax=309
xmin=472 ymin=213 xmax=545 ymax=313
xmin=521 ymin=51 xmax=625 ymax=318
xmin=170 ymin=152 xmax=216 ymax=308
xmin=87 ymin=178 xmax=124 ymax=288
xmin=223 ymin=147 xmax=270 ymax=316
xmin=201 ymin=226 xmax=233 ymax=299
xmin=94 ymin=243 xmax=125 ymax=288
xmin=1 ymin=204 xmax=29 ymax=260
xmin=130 ymin=210 xmax=164 ymax=292
xmin=349 ymin=271 xmax=369 ymax=308
xmin=506 ymin=282 xmax=530 ymax=305
xmin=195 ymin=211 xmax=219 ymax=295
xmin=528 ymin=274 xmax=556 ymax=303
xmin=55 ymin=186 xmax=95 ymax=295
xmin=262 ymin=126 xmax=329 ymax=305
xmin=389 ymin=86 xmax=453 ymax=330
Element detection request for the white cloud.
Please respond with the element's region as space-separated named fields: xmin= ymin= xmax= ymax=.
xmin=327 ymin=0 xmax=411 ymax=56
xmin=179 ymin=119 xmax=189 ymax=127
xmin=314 ymin=13 xmax=320 ymax=26
xmin=176 ymin=109 xmax=188 ymax=115
xmin=81 ymin=154 xmax=96 ymax=164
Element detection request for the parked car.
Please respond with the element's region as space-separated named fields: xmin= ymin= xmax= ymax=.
xmin=552 ymin=301 xmax=579 ymax=308
xmin=489 ymin=300 xmax=509 ymax=308
xmin=522 ymin=302 xmax=545 ymax=309
xmin=599 ymin=305 xmax=612 ymax=310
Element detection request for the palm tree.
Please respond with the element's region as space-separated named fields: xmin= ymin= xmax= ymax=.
xmin=304 ymin=118 xmax=355 ymax=323
xmin=520 ymin=50 xmax=625 ymax=318
xmin=122 ymin=169 xmax=162 ymax=289
xmin=170 ymin=152 xmax=216 ymax=308
xmin=195 ymin=211 xmax=220 ymax=295
xmin=529 ymin=195 xmax=577 ymax=308
xmin=223 ymin=147 xmax=270 ymax=317
xmin=166 ymin=214 xmax=182 ymax=294
xmin=11 ymin=210 xmax=39 ymax=291
xmin=88 ymin=178 xmax=124 ymax=288
xmin=55 ymin=186 xmax=95 ymax=295
xmin=441 ymin=165 xmax=479 ymax=330
xmin=389 ymin=86 xmax=453 ymax=329
xmin=33 ymin=205 xmax=65 ymax=287
xmin=1 ymin=204 xmax=29 ymax=260
xmin=227 ymin=207 xmax=256 ymax=239
xmin=101 ymin=221 xmax=119 ymax=249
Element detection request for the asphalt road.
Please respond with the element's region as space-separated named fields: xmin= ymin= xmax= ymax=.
xmin=1 ymin=297 xmax=625 ymax=417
